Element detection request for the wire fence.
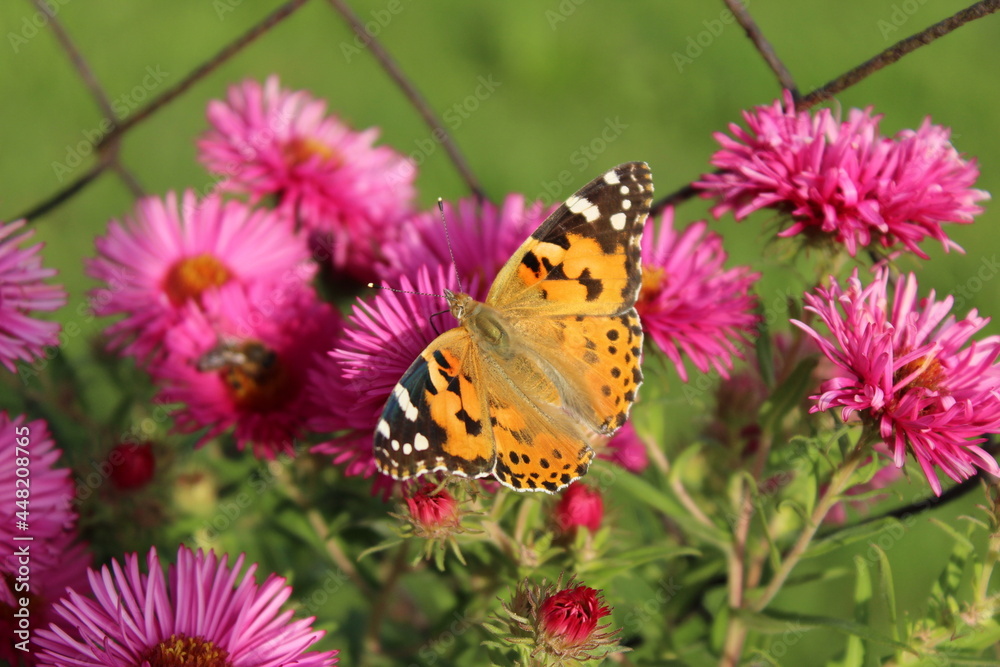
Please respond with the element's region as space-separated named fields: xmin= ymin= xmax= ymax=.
xmin=9 ymin=0 xmax=999 ymax=225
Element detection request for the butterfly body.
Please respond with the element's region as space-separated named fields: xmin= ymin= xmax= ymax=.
xmin=376 ymin=163 xmax=653 ymax=492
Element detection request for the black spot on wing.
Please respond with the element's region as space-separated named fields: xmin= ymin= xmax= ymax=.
xmin=578 ymin=267 xmax=603 ymax=301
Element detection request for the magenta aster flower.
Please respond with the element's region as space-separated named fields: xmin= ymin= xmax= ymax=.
xmin=596 ymin=422 xmax=649 ymax=473
xmin=696 ymin=91 xmax=988 ymax=258
xmin=88 ymin=190 xmax=314 ymax=362
xmin=2 ymin=532 xmax=91 ymax=666
xmin=0 ymin=413 xmax=75 ymax=545
xmin=198 ymin=75 xmax=416 ymax=281
xmin=793 ymin=268 xmax=1000 ymax=495
xmin=0 ymin=219 xmax=66 ymax=373
xmin=553 ymin=483 xmax=604 ymax=535
xmin=637 ymin=208 xmax=760 ymax=381
xmin=377 ymin=194 xmax=555 ymax=284
xmin=34 ymin=545 xmax=337 ymax=666
xmin=151 ymin=282 xmax=341 ymax=459
xmin=310 ymin=265 xmax=480 ymax=480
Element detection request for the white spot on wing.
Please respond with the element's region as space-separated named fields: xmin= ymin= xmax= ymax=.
xmin=603 ymin=170 xmax=621 ymax=185
xmin=376 ymin=419 xmax=391 ymax=438
xmin=622 ymin=199 xmax=632 ymax=210
xmin=413 ymin=433 xmax=430 ymax=451
xmin=391 ymin=439 xmax=401 ymax=451
xmin=392 ymin=383 xmax=419 ymax=421
xmin=566 ymin=195 xmax=599 ymax=223
xmin=610 ymin=212 xmax=627 ymax=230
xmin=619 ymin=185 xmax=629 ymax=194
xmin=402 ymin=442 xmax=412 ymax=455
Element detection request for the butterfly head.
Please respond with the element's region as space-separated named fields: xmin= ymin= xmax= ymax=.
xmin=444 ymin=289 xmax=477 ymax=322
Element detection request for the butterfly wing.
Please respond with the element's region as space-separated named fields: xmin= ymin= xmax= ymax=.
xmin=488 ymin=162 xmax=652 ymax=318
xmin=374 ymin=328 xmax=494 ymax=482
xmin=478 ymin=346 xmax=596 ymax=492
xmin=490 ymin=162 xmax=651 ymax=433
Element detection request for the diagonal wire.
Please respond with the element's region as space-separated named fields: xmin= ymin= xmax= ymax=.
xmin=10 ymin=0 xmax=312 ymax=222
xmin=326 ymin=0 xmax=487 ymax=203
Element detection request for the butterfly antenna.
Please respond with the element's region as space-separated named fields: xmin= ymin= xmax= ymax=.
xmin=439 ymin=198 xmax=465 ymax=294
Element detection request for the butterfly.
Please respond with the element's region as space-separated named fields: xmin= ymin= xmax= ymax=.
xmin=374 ymin=162 xmax=652 ymax=492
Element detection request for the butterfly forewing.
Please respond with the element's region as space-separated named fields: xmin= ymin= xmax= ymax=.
xmin=487 ymin=161 xmax=653 ymax=318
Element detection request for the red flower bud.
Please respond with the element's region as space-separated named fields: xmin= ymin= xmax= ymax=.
xmin=553 ymin=483 xmax=603 ymax=534
xmin=109 ymin=443 xmax=156 ymax=490
xmin=405 ymin=483 xmax=459 ymax=530
xmin=539 ymin=585 xmax=612 ymax=646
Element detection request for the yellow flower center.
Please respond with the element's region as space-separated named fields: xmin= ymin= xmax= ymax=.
xmin=282 ymin=136 xmax=340 ymax=167
xmin=137 ymin=633 xmax=232 ymax=667
xmin=162 ymin=255 xmax=232 ymax=307
xmin=894 ymin=352 xmax=946 ymax=393
xmin=636 ymin=265 xmax=665 ymax=312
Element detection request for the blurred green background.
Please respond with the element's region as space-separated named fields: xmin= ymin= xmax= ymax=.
xmin=2 ymin=1 xmax=999 ymax=664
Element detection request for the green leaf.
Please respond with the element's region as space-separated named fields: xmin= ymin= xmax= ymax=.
xmin=805 ymin=517 xmax=904 ymax=560
xmin=758 ymin=356 xmax=818 ymax=432
xmin=872 ymin=546 xmax=899 ymax=645
xmin=735 ymin=608 xmax=914 ymax=653
xmin=613 ymin=470 xmax=730 ymax=549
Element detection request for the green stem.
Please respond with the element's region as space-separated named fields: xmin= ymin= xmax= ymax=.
xmin=750 ymin=444 xmax=867 ymax=612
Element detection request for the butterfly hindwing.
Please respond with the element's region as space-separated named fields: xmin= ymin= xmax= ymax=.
xmin=478 ymin=354 xmax=595 ymax=492
xmin=507 ymin=307 xmax=644 ymax=435
xmin=488 ymin=161 xmax=653 ymax=317
xmin=374 ymin=328 xmax=494 ymax=481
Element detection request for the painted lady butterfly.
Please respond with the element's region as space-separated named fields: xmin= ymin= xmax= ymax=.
xmin=375 ymin=162 xmax=653 ymax=492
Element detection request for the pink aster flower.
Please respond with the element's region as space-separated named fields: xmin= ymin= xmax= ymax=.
xmin=637 ymin=208 xmax=760 ymax=381
xmin=151 ymin=282 xmax=341 ymax=459
xmin=310 ymin=265 xmax=480 ymax=480
xmin=377 ymin=194 xmax=555 ymax=285
xmin=0 ymin=219 xmax=66 ymax=373
xmin=793 ymin=267 xmax=1000 ymax=495
xmin=198 ymin=74 xmax=416 ymax=281
xmin=88 ymin=190 xmax=314 ymax=362
xmin=553 ymin=483 xmax=604 ymax=535
xmin=596 ymin=422 xmax=649 ymax=473
xmin=0 ymin=413 xmax=75 ymax=545
xmin=2 ymin=532 xmax=91 ymax=666
xmin=697 ymin=91 xmax=988 ymax=258
xmin=34 ymin=545 xmax=337 ymax=666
